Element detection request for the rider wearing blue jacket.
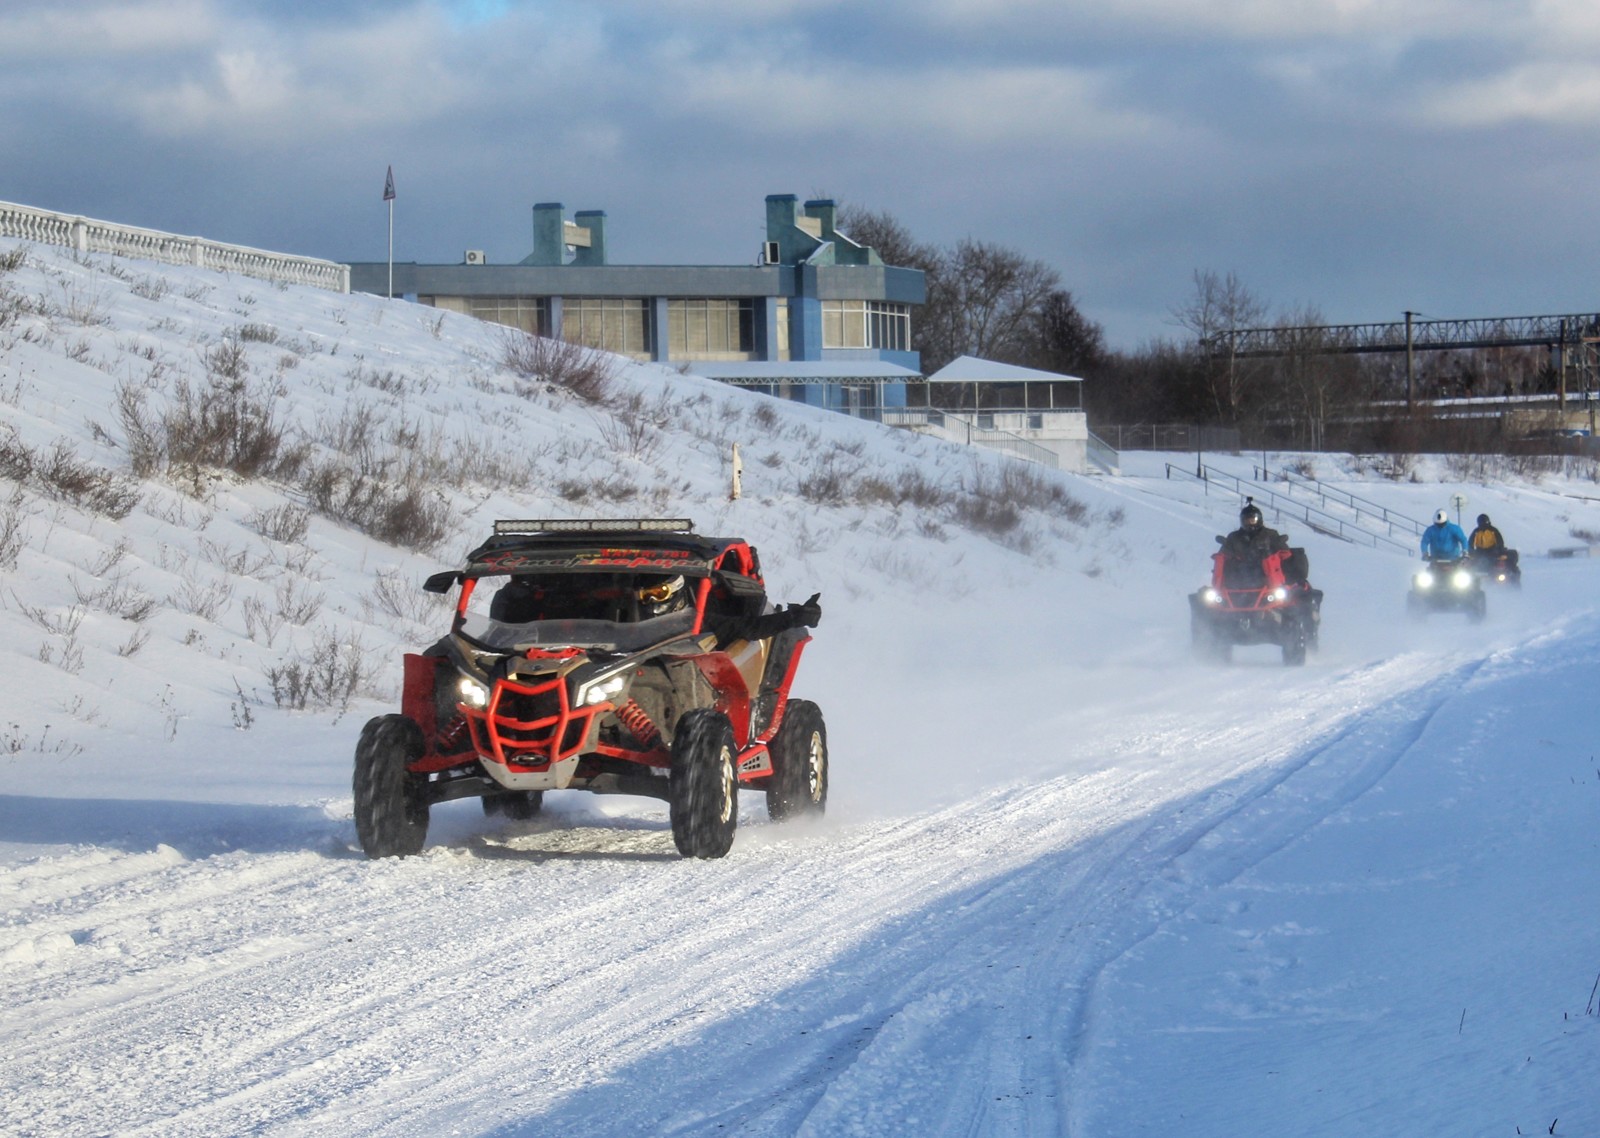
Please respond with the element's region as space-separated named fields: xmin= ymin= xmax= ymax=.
xmin=1420 ymin=510 xmax=1469 ymax=560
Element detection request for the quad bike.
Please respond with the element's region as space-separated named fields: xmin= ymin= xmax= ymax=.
xmin=1407 ymin=556 xmax=1487 ymax=622
xmin=353 ymin=518 xmax=828 ymax=861
xmin=1190 ymin=542 xmax=1323 ymax=666
xmin=1469 ymin=549 xmax=1522 ymax=588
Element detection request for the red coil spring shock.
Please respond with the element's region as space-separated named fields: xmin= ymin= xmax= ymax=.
xmin=615 ymin=699 xmax=661 ymax=749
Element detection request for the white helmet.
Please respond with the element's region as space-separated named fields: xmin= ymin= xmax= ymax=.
xmin=1434 ymin=509 xmax=1448 ymax=525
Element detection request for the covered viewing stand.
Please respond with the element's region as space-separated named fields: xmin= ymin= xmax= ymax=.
xmin=923 ymin=356 xmax=1083 ymax=414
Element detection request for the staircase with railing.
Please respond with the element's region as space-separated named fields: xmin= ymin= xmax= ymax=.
xmin=1165 ymin=462 xmax=1417 ymax=553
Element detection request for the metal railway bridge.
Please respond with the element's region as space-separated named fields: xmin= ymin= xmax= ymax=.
xmin=1204 ymin=311 xmax=1600 ymax=409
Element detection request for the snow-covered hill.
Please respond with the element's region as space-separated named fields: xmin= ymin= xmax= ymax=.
xmin=2 ymin=237 xmax=1596 ymax=1137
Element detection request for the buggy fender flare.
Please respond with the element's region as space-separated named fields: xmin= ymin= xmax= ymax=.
xmin=692 ymin=650 xmax=755 ymax=747
xmin=756 ymin=632 xmax=811 ymax=743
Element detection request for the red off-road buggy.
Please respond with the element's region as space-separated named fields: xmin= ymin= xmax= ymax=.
xmin=1189 ymin=542 xmax=1322 ymax=666
xmin=353 ymin=519 xmax=827 ymax=860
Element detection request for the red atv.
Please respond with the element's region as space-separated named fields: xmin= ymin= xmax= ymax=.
xmin=1189 ymin=542 xmax=1322 ymax=665
xmin=353 ymin=519 xmax=827 ymax=860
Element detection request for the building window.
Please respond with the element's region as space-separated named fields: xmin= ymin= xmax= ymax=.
xmin=667 ymin=299 xmax=754 ymax=358
xmin=423 ymin=295 xmax=548 ymax=336
xmin=562 ymin=298 xmax=652 ymax=356
xmin=822 ymin=300 xmax=910 ymax=351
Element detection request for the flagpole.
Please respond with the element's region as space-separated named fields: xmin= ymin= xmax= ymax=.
xmin=383 ymin=165 xmax=396 ymax=299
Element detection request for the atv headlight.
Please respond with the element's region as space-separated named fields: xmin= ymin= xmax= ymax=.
xmin=1202 ymin=588 xmax=1223 ymax=606
xmin=1452 ymin=570 xmax=1474 ymax=590
xmin=576 ymin=672 xmax=629 ymax=707
xmin=1269 ymin=587 xmax=1287 ymax=603
xmin=1414 ymin=570 xmax=1435 ymax=590
xmin=457 ymin=676 xmax=490 ymax=710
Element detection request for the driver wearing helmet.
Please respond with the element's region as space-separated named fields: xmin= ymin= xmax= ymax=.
xmin=1468 ymin=513 xmax=1506 ymax=556
xmin=1221 ymin=500 xmax=1288 ymax=562
xmin=1420 ymin=509 xmax=1469 ymax=561
xmin=634 ymin=573 xmax=821 ymax=643
xmin=1218 ymin=500 xmax=1292 ymax=587
xmin=635 ymin=573 xmax=690 ymax=618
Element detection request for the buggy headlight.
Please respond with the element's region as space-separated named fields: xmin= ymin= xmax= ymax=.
xmin=577 ymin=672 xmax=628 ymax=707
xmin=1414 ymin=570 xmax=1435 ymax=589
xmin=1202 ymin=588 xmax=1223 ymax=606
xmin=1452 ymin=570 xmax=1473 ymax=589
xmin=1269 ymin=587 xmax=1287 ymax=602
xmin=457 ymin=676 xmax=490 ymax=709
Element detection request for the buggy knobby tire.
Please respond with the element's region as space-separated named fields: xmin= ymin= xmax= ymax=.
xmin=670 ymin=709 xmax=738 ymax=859
xmin=482 ymin=790 xmax=544 ymax=820
xmin=353 ymin=714 xmax=429 ymax=858
xmin=766 ymin=699 xmax=828 ymax=822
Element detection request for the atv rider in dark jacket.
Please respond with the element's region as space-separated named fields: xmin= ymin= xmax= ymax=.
xmin=1220 ymin=502 xmax=1290 ymax=585
xmin=1468 ymin=513 xmax=1519 ymax=575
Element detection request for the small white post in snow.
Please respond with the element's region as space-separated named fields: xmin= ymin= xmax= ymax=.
xmin=730 ymin=442 xmax=743 ymax=501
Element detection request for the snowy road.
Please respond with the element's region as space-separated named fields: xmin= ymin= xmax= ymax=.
xmin=5 ymin=599 xmax=1582 ymax=1137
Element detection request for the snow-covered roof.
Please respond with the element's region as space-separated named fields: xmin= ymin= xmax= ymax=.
xmin=929 ymin=355 xmax=1083 ymax=384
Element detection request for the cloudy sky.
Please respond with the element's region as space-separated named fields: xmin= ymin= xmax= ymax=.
xmin=4 ymin=0 xmax=1598 ymax=348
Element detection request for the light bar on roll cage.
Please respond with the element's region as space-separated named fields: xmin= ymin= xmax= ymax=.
xmin=493 ymin=518 xmax=695 ymax=536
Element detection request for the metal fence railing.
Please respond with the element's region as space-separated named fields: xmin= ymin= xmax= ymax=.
xmin=0 ymin=199 xmax=350 ymax=293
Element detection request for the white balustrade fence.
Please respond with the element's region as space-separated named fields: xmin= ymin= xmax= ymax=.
xmin=0 ymin=199 xmax=349 ymax=293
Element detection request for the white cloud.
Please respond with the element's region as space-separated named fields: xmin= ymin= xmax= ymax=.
xmin=1418 ymin=61 xmax=1600 ymax=127
xmin=906 ymin=0 xmax=1499 ymax=41
xmin=664 ymin=59 xmax=1165 ymax=145
xmin=0 ymin=0 xmax=218 ymax=58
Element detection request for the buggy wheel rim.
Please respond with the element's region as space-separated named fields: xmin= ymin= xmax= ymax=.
xmin=806 ymin=731 xmax=824 ymax=799
xmin=717 ymin=745 xmax=735 ymax=823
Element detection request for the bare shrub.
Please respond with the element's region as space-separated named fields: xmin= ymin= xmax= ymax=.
xmin=365 ymin=568 xmax=448 ymax=628
xmin=749 ymin=399 xmax=780 ymax=430
xmin=951 ymin=492 xmax=1021 ymax=536
xmin=248 ymin=502 xmax=310 ymax=545
xmin=499 ymin=328 xmax=616 ymax=404
xmin=266 ymin=630 xmax=373 ymax=712
xmin=3 ymin=436 xmax=141 ymax=519
xmin=0 ymin=246 xmax=26 ymax=273
xmin=168 ymin=576 xmax=234 ymax=621
xmin=273 ymin=576 xmax=325 ymax=625
xmin=198 ymin=537 xmax=274 ymax=577
xmin=0 ymin=485 xmax=27 ymax=569
xmin=242 ymin=596 xmax=283 ymax=646
xmin=238 ymin=323 xmax=279 ymax=344
xmin=117 ymin=629 xmax=149 ymax=658
xmin=115 ymin=377 xmax=165 ymax=477
xmin=597 ymin=389 xmax=671 ymax=461
xmin=130 ymin=275 xmax=170 ymax=301
xmin=73 ymin=573 xmax=157 ymax=622
xmin=58 ymin=281 xmax=109 ymax=326
xmin=302 ymin=462 xmax=450 ymax=551
xmin=163 ymin=371 xmax=287 ymax=480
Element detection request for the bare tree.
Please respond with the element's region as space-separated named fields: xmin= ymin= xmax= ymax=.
xmin=1029 ymin=289 xmax=1106 ymax=377
xmin=835 ymin=204 xmax=941 ymax=275
xmin=1173 ymin=269 xmax=1269 ymax=425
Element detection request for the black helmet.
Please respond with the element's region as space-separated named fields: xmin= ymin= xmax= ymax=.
xmin=1240 ymin=503 xmax=1263 ymax=531
xmin=636 ymin=574 xmax=687 ymax=618
xmin=1477 ymin=514 xmax=1490 ymax=526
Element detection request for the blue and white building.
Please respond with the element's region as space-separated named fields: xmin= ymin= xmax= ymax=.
xmin=345 ymin=195 xmax=926 ymax=417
